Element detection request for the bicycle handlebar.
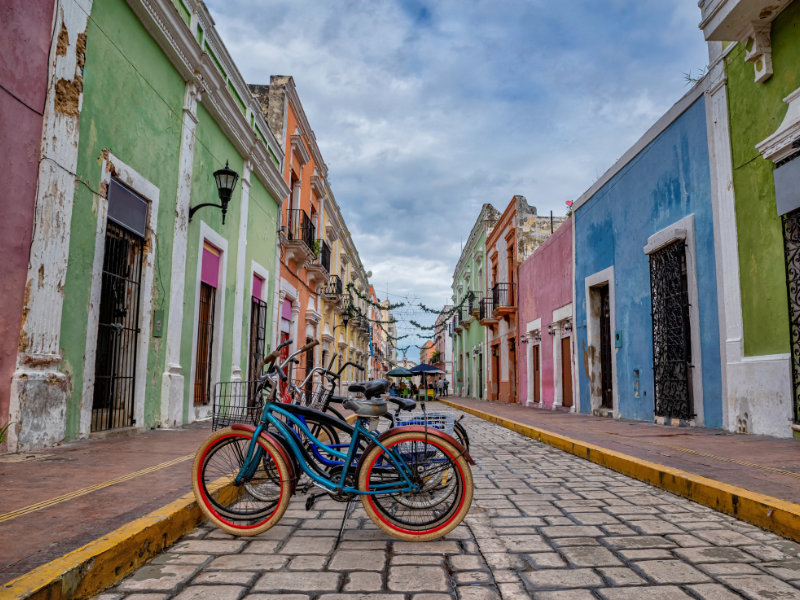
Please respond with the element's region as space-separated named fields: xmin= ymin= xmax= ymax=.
xmin=255 ymin=338 xmax=293 ymax=377
xmin=338 ymin=361 xmax=365 ymax=375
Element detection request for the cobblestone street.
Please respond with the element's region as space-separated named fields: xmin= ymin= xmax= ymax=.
xmin=96 ymin=410 xmax=800 ymax=600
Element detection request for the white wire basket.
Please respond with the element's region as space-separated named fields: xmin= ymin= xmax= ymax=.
xmin=398 ymin=411 xmax=455 ymax=436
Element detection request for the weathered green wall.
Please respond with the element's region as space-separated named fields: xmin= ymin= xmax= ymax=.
xmin=243 ymin=174 xmax=278 ymax=369
xmin=726 ymin=2 xmax=800 ymax=357
xmin=179 ymin=102 xmax=245 ymax=420
xmin=62 ymin=0 xmax=184 ymax=438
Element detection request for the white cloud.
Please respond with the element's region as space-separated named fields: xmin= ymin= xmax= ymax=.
xmin=208 ymin=0 xmax=709 ymax=348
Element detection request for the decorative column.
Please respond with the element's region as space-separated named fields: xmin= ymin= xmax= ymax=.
xmin=552 ymin=322 xmax=563 ymax=408
xmin=705 ymin=42 xmax=739 ymax=431
xmin=160 ymin=81 xmax=202 ymax=429
xmin=290 ymin=300 xmax=301 ymax=353
xmin=8 ymin=2 xmax=93 ymax=453
xmin=231 ymin=160 xmax=253 ymax=382
xmin=526 ymin=335 xmax=534 ymax=405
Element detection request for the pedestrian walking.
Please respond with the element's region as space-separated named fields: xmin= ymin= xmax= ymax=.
xmin=444 ymin=378 xmax=449 ymax=397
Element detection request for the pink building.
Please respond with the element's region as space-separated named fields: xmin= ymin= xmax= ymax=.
xmin=517 ymin=218 xmax=575 ymax=410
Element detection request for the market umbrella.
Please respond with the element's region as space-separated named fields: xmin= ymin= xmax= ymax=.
xmin=386 ymin=367 xmax=414 ymax=377
xmin=409 ymin=364 xmax=445 ymax=375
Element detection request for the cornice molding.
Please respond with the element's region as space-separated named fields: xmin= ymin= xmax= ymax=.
xmin=756 ymin=87 xmax=800 ymax=163
xmin=291 ymin=134 xmax=311 ymax=166
xmin=126 ymin=0 xmax=289 ymax=204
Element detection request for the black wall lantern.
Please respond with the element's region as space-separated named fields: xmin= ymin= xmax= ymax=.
xmin=189 ymin=161 xmax=240 ymax=224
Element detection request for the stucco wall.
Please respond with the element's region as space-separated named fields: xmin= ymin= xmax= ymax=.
xmin=517 ymin=218 xmax=573 ymax=408
xmin=574 ymin=97 xmax=723 ymax=426
xmin=725 ymin=2 xmax=800 ymax=357
xmin=62 ymin=0 xmax=185 ymax=438
xmin=0 ymin=0 xmax=54 ymax=445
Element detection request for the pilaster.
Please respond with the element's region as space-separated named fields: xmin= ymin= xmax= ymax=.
xmin=231 ymin=160 xmax=253 ymax=382
xmin=160 ymin=80 xmax=202 ymax=428
xmin=8 ymin=0 xmax=93 ymax=453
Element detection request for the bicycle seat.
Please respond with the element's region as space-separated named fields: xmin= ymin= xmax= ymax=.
xmin=387 ymin=396 xmax=416 ymax=411
xmin=342 ymin=398 xmax=389 ymax=417
xmin=349 ymin=379 xmax=390 ymax=399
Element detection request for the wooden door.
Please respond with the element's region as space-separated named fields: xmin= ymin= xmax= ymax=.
xmin=599 ymin=285 xmax=614 ymax=409
xmin=509 ymin=341 xmax=517 ymax=403
xmin=561 ymin=336 xmax=573 ymax=408
xmin=533 ymin=344 xmax=541 ymax=405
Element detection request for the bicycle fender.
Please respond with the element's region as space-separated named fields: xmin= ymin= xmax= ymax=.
xmin=359 ymin=425 xmax=476 ymax=472
xmin=231 ymin=424 xmax=297 ymax=496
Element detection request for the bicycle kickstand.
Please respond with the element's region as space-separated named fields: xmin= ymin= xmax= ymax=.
xmin=334 ymin=497 xmax=356 ymax=549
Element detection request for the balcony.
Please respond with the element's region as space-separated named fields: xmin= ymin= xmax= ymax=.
xmin=306 ymin=239 xmax=331 ymax=286
xmin=322 ymin=274 xmax=343 ymax=300
xmin=492 ymin=283 xmax=515 ymax=318
xmin=454 ymin=311 xmax=463 ymax=333
xmin=283 ymin=209 xmax=316 ymax=266
xmin=469 ymin=291 xmax=483 ymax=318
xmin=479 ymin=297 xmax=499 ymax=326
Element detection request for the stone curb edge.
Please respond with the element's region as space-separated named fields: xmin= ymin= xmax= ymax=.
xmin=440 ymin=399 xmax=800 ymax=543
xmin=2 ymin=415 xmax=359 ymax=600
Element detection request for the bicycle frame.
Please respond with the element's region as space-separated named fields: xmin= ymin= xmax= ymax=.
xmin=235 ymin=400 xmax=420 ymax=496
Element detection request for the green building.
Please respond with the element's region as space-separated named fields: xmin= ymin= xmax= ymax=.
xmin=8 ymin=0 xmax=289 ymax=451
xmin=451 ymin=204 xmax=500 ymax=399
xmin=698 ymin=0 xmax=800 ymax=438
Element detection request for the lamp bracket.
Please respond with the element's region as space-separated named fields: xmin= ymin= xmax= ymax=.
xmin=189 ymin=202 xmax=224 ymax=223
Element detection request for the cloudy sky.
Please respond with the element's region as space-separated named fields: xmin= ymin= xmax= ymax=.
xmin=207 ymin=0 xmax=709 ymax=353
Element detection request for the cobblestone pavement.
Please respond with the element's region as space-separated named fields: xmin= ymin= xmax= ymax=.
xmin=96 ymin=409 xmax=800 ymax=600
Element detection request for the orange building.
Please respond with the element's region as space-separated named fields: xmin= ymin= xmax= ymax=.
xmin=251 ymin=77 xmax=330 ymax=385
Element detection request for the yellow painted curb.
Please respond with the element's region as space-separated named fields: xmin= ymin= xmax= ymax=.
xmin=2 ymin=415 xmax=361 ymax=600
xmin=441 ymin=399 xmax=800 ymax=543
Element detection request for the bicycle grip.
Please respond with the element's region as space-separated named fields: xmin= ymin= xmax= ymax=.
xmin=299 ymin=339 xmax=320 ymax=354
xmin=256 ymin=347 xmax=282 ymax=375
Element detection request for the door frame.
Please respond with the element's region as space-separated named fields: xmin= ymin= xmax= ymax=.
xmin=525 ymin=318 xmax=542 ymax=406
xmin=644 ymin=214 xmax=705 ymax=426
xmin=79 ymin=154 xmax=159 ymax=437
xmin=585 ymin=266 xmax=618 ymax=416
xmin=188 ymin=222 xmax=228 ymax=423
xmin=552 ymin=302 xmax=573 ymax=410
xmin=244 ymin=260 xmax=270 ymax=381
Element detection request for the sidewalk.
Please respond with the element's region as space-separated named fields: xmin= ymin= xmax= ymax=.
xmin=0 ymin=423 xmax=211 ymax=585
xmin=441 ymin=396 xmax=800 ymax=506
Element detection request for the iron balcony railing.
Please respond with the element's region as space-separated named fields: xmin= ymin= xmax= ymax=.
xmin=468 ymin=291 xmax=483 ymax=316
xmin=287 ymin=209 xmax=315 ymax=252
xmin=323 ymin=274 xmax=343 ymax=297
xmin=492 ymin=283 xmax=515 ymax=309
xmin=479 ymin=296 xmax=495 ymax=320
xmin=317 ymin=239 xmax=331 ymax=273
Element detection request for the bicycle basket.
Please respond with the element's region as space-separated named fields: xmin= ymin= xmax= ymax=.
xmin=212 ymin=380 xmax=267 ymax=431
xmin=291 ymin=378 xmax=331 ymax=409
xmin=400 ymin=411 xmax=455 ymax=436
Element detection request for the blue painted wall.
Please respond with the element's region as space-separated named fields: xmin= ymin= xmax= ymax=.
xmin=574 ymin=96 xmax=723 ymax=427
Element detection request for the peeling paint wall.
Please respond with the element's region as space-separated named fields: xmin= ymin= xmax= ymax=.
xmin=60 ymin=0 xmax=185 ymax=439
xmin=0 ymin=0 xmax=55 ymax=449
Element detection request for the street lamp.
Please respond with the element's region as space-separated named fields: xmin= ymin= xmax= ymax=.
xmin=189 ymin=161 xmax=240 ymax=224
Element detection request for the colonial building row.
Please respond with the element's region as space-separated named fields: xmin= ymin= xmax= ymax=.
xmin=450 ymin=0 xmax=800 ymax=440
xmin=0 ymin=0 xmax=393 ymax=453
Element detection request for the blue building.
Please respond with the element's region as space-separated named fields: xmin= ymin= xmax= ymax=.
xmin=573 ymin=81 xmax=723 ymax=428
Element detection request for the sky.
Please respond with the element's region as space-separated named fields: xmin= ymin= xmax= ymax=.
xmin=206 ymin=0 xmax=710 ymax=355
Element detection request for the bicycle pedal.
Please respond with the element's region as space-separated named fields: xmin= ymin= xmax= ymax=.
xmin=305 ymin=494 xmax=318 ymax=511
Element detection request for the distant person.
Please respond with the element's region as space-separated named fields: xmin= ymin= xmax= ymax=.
xmin=444 ymin=378 xmax=449 ymax=397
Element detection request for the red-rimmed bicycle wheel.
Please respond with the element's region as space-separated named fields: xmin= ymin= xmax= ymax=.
xmin=192 ymin=428 xmax=291 ymax=536
xmin=358 ymin=431 xmax=473 ymax=541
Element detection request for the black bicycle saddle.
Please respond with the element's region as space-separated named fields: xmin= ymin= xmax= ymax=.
xmin=387 ymin=396 xmax=416 ymax=411
xmin=349 ymin=379 xmax=389 ymax=399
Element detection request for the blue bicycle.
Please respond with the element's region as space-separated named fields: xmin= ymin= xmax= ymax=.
xmin=192 ymin=339 xmax=475 ymax=541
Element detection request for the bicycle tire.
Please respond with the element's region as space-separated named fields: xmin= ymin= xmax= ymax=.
xmin=358 ymin=430 xmax=473 ymax=541
xmin=192 ymin=427 xmax=291 ymax=536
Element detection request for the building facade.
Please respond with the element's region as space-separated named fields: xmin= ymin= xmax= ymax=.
xmin=573 ymin=83 xmax=724 ymax=427
xmin=518 ymin=218 xmax=575 ymax=410
xmin=482 ymin=196 xmax=567 ymax=403
xmin=7 ymin=0 xmax=289 ymax=452
xmin=432 ymin=307 xmax=453 ymax=387
xmin=698 ymin=0 xmax=800 ymax=438
xmin=452 ymin=204 xmax=499 ymax=399
xmin=0 ymin=0 xmax=57 ymax=452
